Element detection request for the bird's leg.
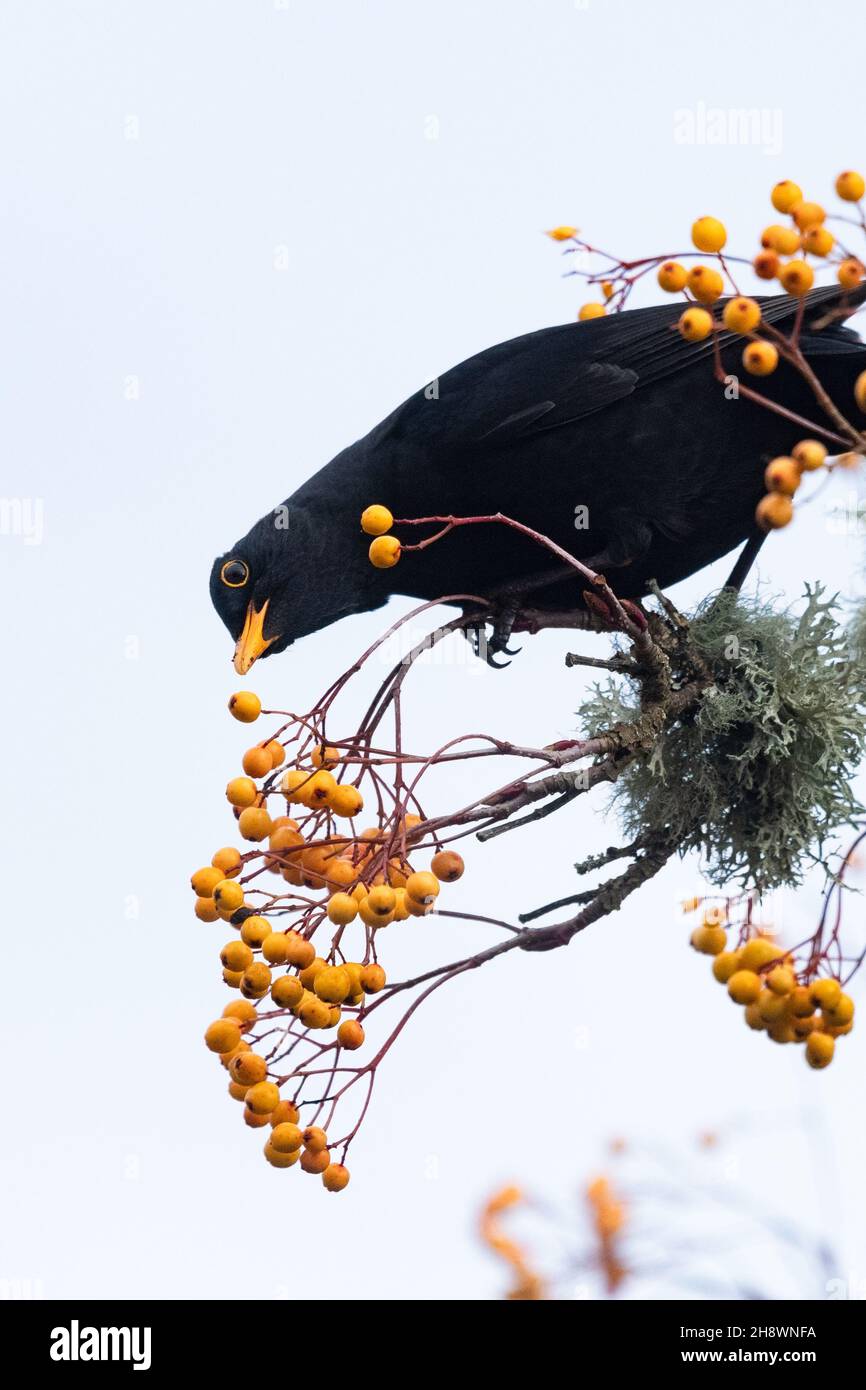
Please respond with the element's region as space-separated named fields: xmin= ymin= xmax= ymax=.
xmin=723 ymin=528 xmax=767 ymax=593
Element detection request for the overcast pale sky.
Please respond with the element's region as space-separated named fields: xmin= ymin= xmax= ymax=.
xmin=2 ymin=0 xmax=865 ymax=1300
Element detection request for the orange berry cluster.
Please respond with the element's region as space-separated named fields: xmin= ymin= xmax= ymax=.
xmin=685 ymin=900 xmax=855 ymax=1069
xmin=193 ymin=689 xmax=467 ymax=1182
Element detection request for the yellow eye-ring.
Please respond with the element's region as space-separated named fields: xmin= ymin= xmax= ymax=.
xmin=221 ymin=559 xmax=249 ymax=588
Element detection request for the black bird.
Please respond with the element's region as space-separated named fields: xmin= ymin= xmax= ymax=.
xmin=211 ymin=283 xmax=866 ymax=673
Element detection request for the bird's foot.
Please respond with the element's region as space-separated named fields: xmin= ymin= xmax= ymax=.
xmin=463 ymin=598 xmax=523 ymax=669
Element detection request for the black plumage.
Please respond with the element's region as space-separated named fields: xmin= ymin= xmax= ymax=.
xmin=211 ymin=283 xmax=866 ymax=672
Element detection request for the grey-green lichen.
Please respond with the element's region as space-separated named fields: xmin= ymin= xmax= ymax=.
xmin=579 ymin=585 xmax=866 ymax=890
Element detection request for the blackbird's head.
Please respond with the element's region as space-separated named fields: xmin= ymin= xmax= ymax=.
xmin=210 ymin=506 xmax=380 ymax=673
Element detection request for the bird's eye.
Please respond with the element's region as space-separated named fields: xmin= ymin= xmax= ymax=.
xmin=221 ymin=559 xmax=249 ymax=588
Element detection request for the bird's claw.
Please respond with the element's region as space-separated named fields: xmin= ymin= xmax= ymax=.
xmin=462 ymin=599 xmax=523 ymax=669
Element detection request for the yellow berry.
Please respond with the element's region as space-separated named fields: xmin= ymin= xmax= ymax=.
xmin=743 ymin=340 xmax=778 ymax=376
xmin=761 ymin=224 xmax=800 ymax=255
xmin=262 ymin=932 xmax=290 ymax=964
xmin=264 ymin=1140 xmax=300 ymax=1167
xmin=360 ymin=962 xmax=386 ymax=993
xmin=212 ymin=846 xmax=243 ymax=877
xmin=686 ymin=265 xmax=724 ymax=304
xmin=766 ymin=965 xmax=796 ymax=996
xmin=245 ymin=1106 xmax=271 ymax=1129
xmin=791 ymin=200 xmax=825 ymax=230
xmin=757 ymin=989 xmax=788 ymax=1024
xmin=756 ymin=493 xmax=793 ymax=531
xmin=690 ymin=925 xmax=727 ymax=955
xmin=246 ymin=1080 xmax=280 ymax=1114
xmin=213 ymin=879 xmax=245 ymax=914
xmin=297 ymin=994 xmax=332 ymax=1029
xmin=222 ymin=968 xmax=243 ymax=988
xmin=546 ymin=226 xmax=578 ymax=241
xmin=191 ymin=865 xmax=223 ymax=897
xmin=778 ymin=259 xmax=814 ymax=296
xmin=836 ymin=170 xmax=865 ymax=201
xmin=728 ymin=970 xmax=762 ymax=1005
xmin=194 ymin=896 xmax=219 ymax=922
xmin=240 ymin=915 xmax=271 ymax=948
xmin=711 ymin=950 xmax=741 ymax=984
xmin=801 ymin=226 xmax=834 ymax=257
xmin=228 ymin=1080 xmax=249 ymax=1101
xmin=369 ymin=536 xmax=401 ymax=569
xmin=327 ymin=892 xmax=359 ymax=926
xmin=855 ymin=370 xmax=866 ymax=412
xmin=805 ymin=1032 xmax=835 ymax=1069
xmin=229 ymin=1052 xmax=267 ymax=1086
xmin=691 ymin=216 xmax=727 ymax=253
xmin=770 ymin=180 xmax=802 ymax=214
xmin=223 ymin=999 xmax=257 ymax=1024
xmin=204 ymin=1018 xmax=242 ymax=1053
xmin=322 ymin=1163 xmax=351 ymax=1192
xmin=228 ymin=691 xmax=261 ymax=723
xmin=809 ymin=978 xmax=841 ymax=1011
xmin=271 ymin=974 xmax=304 ymax=1008
xmin=270 ymin=1099 xmax=300 ymax=1126
xmin=578 ymin=302 xmax=606 ymax=321
xmin=220 ymin=939 xmax=254 ymax=972
xmin=792 ymin=439 xmax=827 ymax=472
xmin=739 ymin=938 xmax=783 ymax=972
xmin=337 ymin=1020 xmax=365 ymax=1050
xmin=406 ymin=871 xmax=440 ymax=905
xmin=722 ymin=297 xmax=761 ymax=334
xmin=242 ymin=746 xmax=272 ymax=779
xmin=329 ymin=784 xmax=364 ymax=818
xmin=744 ymin=1001 xmax=767 ymax=1031
xmin=314 ymin=965 xmax=352 ymax=1004
xmin=657 ymin=260 xmax=688 ymax=293
xmin=270 ymin=1122 xmax=303 ymax=1153
xmin=678 ymin=307 xmax=713 ymax=342
xmin=786 ymin=986 xmax=815 ymax=1019
xmin=302 ymin=1125 xmax=328 ymax=1152
xmin=226 ymin=776 xmax=258 ymax=809
xmin=238 ymin=806 xmax=273 ymax=842
xmin=284 ymin=933 xmax=316 ymax=969
xmin=240 ymin=962 xmax=272 ymax=999
xmin=360 ymin=505 xmax=394 ymax=538
xmin=823 ymin=993 xmax=854 ymax=1027
xmin=764 ymin=457 xmax=801 ymax=496
xmin=297 ymin=769 xmax=337 ymax=807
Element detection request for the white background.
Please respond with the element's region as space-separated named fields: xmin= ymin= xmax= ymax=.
xmin=2 ymin=0 xmax=865 ymax=1300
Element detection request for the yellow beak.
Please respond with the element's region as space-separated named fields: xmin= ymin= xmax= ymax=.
xmin=234 ymin=599 xmax=276 ymax=674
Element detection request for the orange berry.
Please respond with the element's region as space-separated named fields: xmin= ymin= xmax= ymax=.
xmin=191 ymin=865 xmax=223 ymax=897
xmin=727 ymin=970 xmax=762 ymax=1005
xmin=266 ymin=741 xmax=286 ymax=768
xmin=270 ymin=1122 xmax=303 ymax=1153
xmin=657 ymin=260 xmax=687 ymax=292
xmin=431 ymin=850 xmax=464 ymax=882
xmin=764 ymin=457 xmax=801 ymax=496
xmin=337 ymin=1020 xmax=365 ymax=1050
xmin=194 ymin=896 xmax=219 ymax=922
xmin=271 ymin=974 xmax=304 ymax=1009
xmin=223 ymin=999 xmax=257 ymax=1024
xmin=204 ymin=1018 xmax=242 ymax=1053
xmin=791 ymin=200 xmax=825 ymax=230
xmin=240 ymin=915 xmax=271 ymax=948
xmin=300 ymin=1147 xmax=331 ymax=1174
xmin=270 ymin=1099 xmax=300 ymax=1126
xmin=742 ymin=340 xmax=778 ymax=376
xmin=578 ymin=302 xmax=606 ymax=321
xmin=786 ymin=986 xmax=815 ymax=1019
xmin=809 ymin=978 xmax=841 ymax=1011
xmin=838 ymin=257 xmax=865 ymax=290
xmin=327 ymin=892 xmax=359 ymax=926
xmin=329 ymin=783 xmax=364 ymax=818
xmin=242 ymin=746 xmax=272 ymax=778
xmin=228 ymin=691 xmax=261 ymax=723
xmin=322 ymin=1163 xmax=351 ymax=1192
xmin=226 ymin=776 xmax=258 ymax=809
xmin=314 ymin=965 xmax=352 ymax=1004
xmin=263 ymin=1140 xmax=300 ymax=1166
xmin=755 ymin=494 xmax=793 ymax=531
xmin=212 ymin=846 xmax=243 ymax=877
xmin=691 ymin=216 xmax=727 ymax=253
xmin=766 ymin=965 xmax=796 ymax=996
xmin=213 ymin=878 xmax=245 ymax=914
xmin=244 ymin=1106 xmax=271 ymax=1129
xmin=406 ymin=870 xmax=440 ymax=905
xmin=722 ymin=297 xmax=761 ymax=334
xmin=229 ymin=1052 xmax=267 ymax=1086
xmin=712 ymin=950 xmax=741 ymax=984
xmin=686 ymin=265 xmax=724 ymax=304
xmin=360 ymin=962 xmax=386 ymax=993
xmin=302 ymin=1125 xmax=328 ymax=1152
xmin=823 ymin=993 xmax=854 ymax=1027
xmin=778 ymin=259 xmax=814 ymax=296
xmin=792 ymin=439 xmax=827 ymax=472
xmin=220 ymin=939 xmax=254 ymax=973
xmin=366 ymin=884 xmax=396 ymax=917
xmin=690 ymin=924 xmax=726 ymax=955
xmin=761 ymin=224 xmax=800 ymax=255
xmin=360 ymin=504 xmax=394 ymax=537
xmin=222 ymin=968 xmax=244 ymax=988
xmin=228 ymin=1080 xmax=249 ymax=1101
xmin=297 ymin=770 xmax=337 ymax=808
xmin=770 ymin=180 xmax=803 ymax=214
xmin=801 ymin=226 xmax=834 ymax=257
xmin=836 ymin=170 xmax=865 ymax=202
xmin=311 ymin=744 xmax=340 ymax=770
xmin=678 ymin=307 xmax=713 ymax=342
xmin=297 ymin=994 xmax=332 ymax=1029
xmin=262 ymin=932 xmax=290 ymax=965
xmin=369 ymin=536 xmax=401 ymax=569
xmin=546 ymin=226 xmax=578 ymax=241
xmin=238 ymin=806 xmax=273 ymax=842
xmin=246 ymin=1081 xmax=280 ymax=1114
xmin=805 ymin=1032 xmax=835 ymax=1069
xmin=855 ymin=370 xmax=866 ymax=413
xmin=284 ymin=933 xmax=316 ymax=969
xmin=240 ymin=962 xmax=272 ymax=999
xmin=753 ymin=250 xmax=780 ymax=280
